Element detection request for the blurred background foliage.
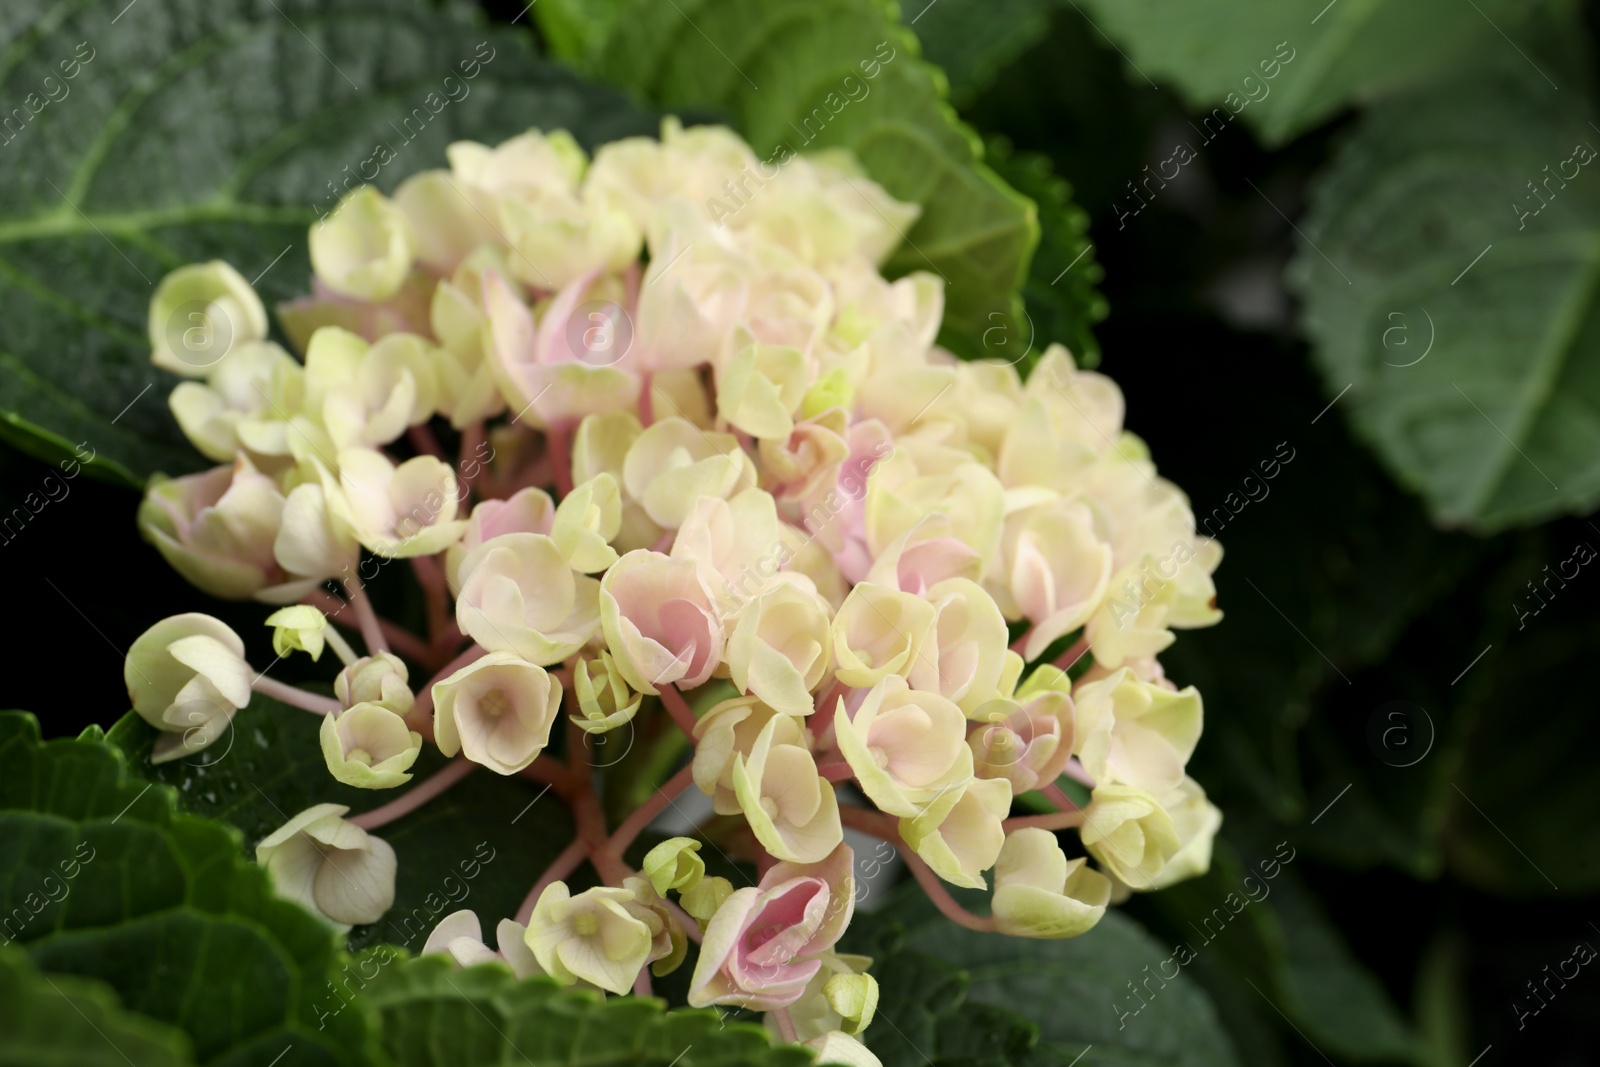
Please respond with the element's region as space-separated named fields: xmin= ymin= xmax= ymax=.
xmin=4 ymin=0 xmax=1599 ymax=1063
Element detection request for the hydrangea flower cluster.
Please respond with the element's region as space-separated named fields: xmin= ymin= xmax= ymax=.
xmin=128 ymin=119 xmax=1223 ymax=1062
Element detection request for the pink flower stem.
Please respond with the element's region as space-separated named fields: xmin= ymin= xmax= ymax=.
xmin=1044 ymin=781 xmax=1079 ymax=809
xmin=601 ymin=763 xmax=696 ymax=858
xmin=409 ymin=554 xmax=452 ymax=649
xmin=638 ymin=370 xmax=655 ymax=427
xmin=342 ymin=579 xmax=389 ymax=656
xmin=1058 ymin=760 xmax=1096 ymax=790
xmin=547 ymin=424 xmax=574 ymax=497
xmin=1003 ymin=811 xmax=1085 ymax=832
xmin=770 ymin=1007 xmax=798 ymax=1043
xmin=634 ymin=968 xmax=654 ymax=998
xmin=460 ymin=420 xmax=486 ymax=498
xmin=901 ymin=849 xmax=997 ymax=934
xmin=837 ymin=803 xmax=900 ymax=840
xmin=518 ymin=755 xmax=581 ymax=795
xmin=515 ymin=837 xmax=588 ymax=925
xmin=1053 ymin=636 xmax=1091 ymax=672
xmin=818 ymin=762 xmax=855 ymax=783
xmin=408 ymin=423 xmax=446 ymax=460
xmin=251 ymin=676 xmax=340 ymax=715
xmin=1009 ymin=626 xmax=1034 ymax=656
xmin=349 ymin=759 xmax=477 ymax=830
xmin=657 ymin=685 xmax=700 ymax=738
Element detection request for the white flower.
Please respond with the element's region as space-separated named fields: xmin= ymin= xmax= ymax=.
xmin=256 ymin=803 xmax=397 ymax=928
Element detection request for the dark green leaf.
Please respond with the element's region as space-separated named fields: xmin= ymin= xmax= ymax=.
xmin=1291 ymin=17 xmax=1600 ymax=530
xmin=909 ymin=0 xmax=1061 ymax=108
xmin=0 ymin=711 xmax=377 ymax=1065
xmin=1073 ymin=0 xmax=1542 ymax=145
xmin=876 ymin=888 xmax=1243 ymax=1067
xmin=0 ymin=0 xmax=654 ymax=486
xmin=108 ymin=697 xmax=577 ymax=953
xmin=362 ymin=954 xmax=814 ymax=1067
xmin=0 ymin=943 xmax=196 ymax=1066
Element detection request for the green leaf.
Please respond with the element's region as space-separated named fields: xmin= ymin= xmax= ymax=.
xmin=1443 ymin=603 xmax=1600 ymax=894
xmin=908 ymin=0 xmax=1061 ymax=108
xmin=1072 ymin=0 xmax=1541 ymax=145
xmin=0 ymin=943 xmax=196 ymax=1066
xmin=875 ymin=887 xmax=1243 ymax=1067
xmin=361 ymin=954 xmax=814 ymax=1067
xmin=985 ymin=142 xmax=1106 ymax=370
xmin=0 ymin=711 xmax=377 ymax=1065
xmin=108 ymin=696 xmax=576 ymax=953
xmin=0 ymin=0 xmax=655 ymax=487
xmin=534 ymin=0 xmax=1049 ymax=362
xmin=1291 ymin=18 xmax=1600 ymax=530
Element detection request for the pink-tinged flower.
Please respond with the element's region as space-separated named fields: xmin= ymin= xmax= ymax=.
xmin=432 ymin=652 xmax=564 ymax=775
xmin=908 ymin=577 xmax=1011 ymax=714
xmin=1003 ymin=500 xmax=1113 ymax=661
xmin=834 ymin=676 xmax=972 ymax=818
xmin=968 ymin=666 xmax=1076 ymax=794
xmin=622 ymin=417 xmax=756 ymax=530
xmin=482 ymin=269 xmax=639 ymax=430
xmin=733 ymin=715 xmax=842 ymax=863
xmin=863 ymin=517 xmax=981 ymax=597
xmin=455 ymin=533 xmax=601 ymax=666
xmin=688 ymin=844 xmax=855 ymax=1010
xmin=693 ymin=695 xmax=808 ymax=815
xmin=277 ymin=274 xmax=435 ymax=355
xmin=829 ymin=583 xmax=936 ymax=690
xmin=600 ymin=549 xmax=724 ymax=694
xmin=759 ymin=408 xmax=850 ymax=503
xmin=801 ymin=418 xmax=892 ymax=583
xmin=726 ymin=582 xmax=833 ymax=718
xmin=138 ymin=457 xmax=285 ymax=601
xmin=445 ymin=486 xmax=556 ymax=591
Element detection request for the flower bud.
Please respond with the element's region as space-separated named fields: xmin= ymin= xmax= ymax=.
xmin=600 ymin=549 xmax=724 ymax=693
xmin=310 ymin=186 xmax=415 ymax=302
xmin=968 ymin=666 xmax=1075 ymax=794
xmin=570 ymin=651 xmax=642 ymax=734
xmin=272 ymin=481 xmax=361 ymax=597
xmin=824 ymin=971 xmax=878 ymax=1037
xmin=621 ymin=875 xmax=689 ymax=977
xmin=526 ymin=882 xmax=654 ymax=994
xmin=257 ymin=804 xmax=396 ymax=928
xmin=1073 ymin=668 xmax=1202 ymax=794
xmin=834 ymin=676 xmax=972 ymax=818
xmin=1080 ymin=783 xmax=1180 ymax=890
xmin=990 ymin=827 xmax=1110 ymax=939
xmin=433 ymin=652 xmax=564 ymax=775
xmin=681 ymin=875 xmax=734 ymax=926
xmin=148 ymin=261 xmax=268 ymax=377
xmin=320 ymin=702 xmax=423 ymax=789
xmin=421 ymin=909 xmax=503 ymax=969
xmin=125 ymin=613 xmax=252 ymax=763
xmin=898 ymin=776 xmax=1011 ymax=889
xmin=642 ymin=837 xmax=705 ymax=897
xmin=334 ymin=652 xmax=414 ymax=716
xmin=456 ymin=533 xmax=601 ymax=666
xmin=265 ymin=605 xmax=327 ymax=661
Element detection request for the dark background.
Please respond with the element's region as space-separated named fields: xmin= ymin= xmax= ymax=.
xmin=10 ymin=2 xmax=1598 ymax=1063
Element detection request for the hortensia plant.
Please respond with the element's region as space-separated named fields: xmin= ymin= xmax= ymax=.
xmin=128 ymin=118 xmax=1224 ymax=1062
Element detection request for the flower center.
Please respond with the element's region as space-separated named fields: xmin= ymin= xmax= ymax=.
xmin=574 ymin=912 xmax=600 ymax=937
xmin=480 ymin=689 xmax=511 ymax=719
